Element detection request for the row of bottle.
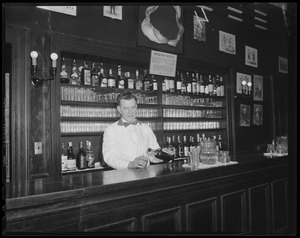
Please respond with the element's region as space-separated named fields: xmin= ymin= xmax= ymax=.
xmin=61 ymin=141 xmax=95 ymax=172
xmin=163 ymin=108 xmax=223 ymax=118
xmin=60 ymin=105 xmax=159 ymax=118
xmin=60 ymin=59 xmax=225 ymax=96
xmin=162 ymin=94 xmax=224 ymax=107
xmin=162 ymin=134 xmax=223 ymax=158
xmin=163 ymin=121 xmax=222 ymax=130
xmin=60 ymin=121 xmax=162 ymax=134
xmin=60 ymin=86 xmax=158 ymax=104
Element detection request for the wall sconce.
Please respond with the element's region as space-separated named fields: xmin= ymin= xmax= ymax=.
xmin=247 ymin=81 xmax=252 ymax=95
xmin=30 ymin=51 xmax=58 ymax=87
xmin=241 ymin=79 xmax=247 ymax=95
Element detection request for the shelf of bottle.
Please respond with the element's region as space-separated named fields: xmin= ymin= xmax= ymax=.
xmin=163 ymin=117 xmax=227 ymax=121
xmin=61 ymin=100 xmax=160 ymax=108
xmin=162 ymin=92 xmax=226 ymax=98
xmin=61 ymin=84 xmax=159 ymax=94
xmin=162 ymin=104 xmax=226 ymax=110
xmin=163 ymin=128 xmax=227 ymax=132
xmin=60 ymin=117 xmax=162 ymax=121
xmin=61 ymin=132 xmax=103 ymax=137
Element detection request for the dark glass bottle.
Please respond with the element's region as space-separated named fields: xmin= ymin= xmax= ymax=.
xmin=181 ymin=73 xmax=186 ymax=94
xmin=61 ymin=142 xmax=68 ymax=172
xmin=191 ymin=73 xmax=197 ymax=95
xmin=117 ymin=65 xmax=125 ymax=89
xmin=199 ymin=74 xmax=205 ymax=96
xmin=143 ymin=69 xmax=150 ymax=91
xmin=177 ymin=135 xmax=184 ymax=157
xmin=208 ymin=74 xmax=213 ymax=96
xmin=76 ymin=141 xmax=87 ymax=170
xmin=86 ymin=140 xmax=95 ymax=168
xmin=147 ymin=148 xmax=175 ymax=162
xmin=107 ymin=68 xmax=116 ymax=88
xmin=70 ymin=59 xmax=79 ymax=85
xmin=135 ymin=69 xmax=143 ymax=90
xmin=67 ymin=142 xmax=76 ymax=171
xmin=183 ymin=135 xmax=189 ymax=157
xmin=99 ymin=63 xmax=108 ymax=88
xmin=91 ymin=63 xmax=99 ymax=86
xmin=60 ymin=57 xmax=69 ymax=84
xmin=81 ymin=61 xmax=91 ymax=86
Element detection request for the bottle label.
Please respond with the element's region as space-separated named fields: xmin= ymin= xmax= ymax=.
xmin=200 ymin=85 xmax=205 ymax=94
xmin=86 ymin=153 xmax=95 ymax=168
xmin=67 ymin=159 xmax=76 ymax=171
xmin=108 ymin=78 xmax=115 ymax=87
xmin=128 ymin=79 xmax=134 ymax=89
xmin=92 ymin=76 xmax=99 ymax=86
xmin=187 ymin=84 xmax=192 ymax=93
xmin=176 ymin=81 xmax=182 ymax=90
xmin=84 ymin=70 xmax=91 ymax=85
xmin=118 ymin=79 xmax=125 ymax=89
xmin=78 ymin=155 xmax=87 ymax=169
xmin=61 ymin=155 xmax=68 ymax=172
xmin=101 ymin=77 xmax=107 ymax=87
xmin=220 ymin=85 xmax=225 ymax=96
xmin=153 ymin=82 xmax=158 ymax=91
xmin=136 ymin=81 xmax=143 ymax=90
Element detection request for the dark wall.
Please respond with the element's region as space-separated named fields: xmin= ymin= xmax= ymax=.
xmin=4 ymin=4 xmax=289 ymax=174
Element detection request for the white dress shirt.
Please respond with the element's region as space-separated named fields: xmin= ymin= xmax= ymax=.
xmin=102 ymin=118 xmax=160 ymax=169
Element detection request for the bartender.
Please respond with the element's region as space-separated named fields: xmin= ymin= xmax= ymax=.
xmin=102 ymin=91 xmax=163 ymax=169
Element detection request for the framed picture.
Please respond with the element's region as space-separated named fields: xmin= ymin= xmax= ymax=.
xmin=279 ymin=56 xmax=288 ymax=74
xmin=253 ymin=104 xmax=263 ymax=126
xmin=253 ymin=75 xmax=263 ymax=101
xmin=236 ymin=72 xmax=252 ymax=94
xmin=193 ymin=15 xmax=206 ymax=42
xmin=103 ymin=6 xmax=122 ymax=20
xmin=240 ymin=104 xmax=251 ymax=127
xmin=219 ymin=30 xmax=236 ymax=55
xmin=137 ymin=6 xmax=184 ymax=54
xmin=245 ymin=45 xmax=258 ymax=68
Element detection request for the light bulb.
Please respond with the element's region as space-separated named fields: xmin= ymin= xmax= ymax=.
xmin=50 ymin=53 xmax=58 ymax=67
xmin=30 ymin=51 xmax=38 ymax=66
xmin=247 ymin=82 xmax=252 ymax=87
xmin=241 ymin=80 xmax=247 ymax=85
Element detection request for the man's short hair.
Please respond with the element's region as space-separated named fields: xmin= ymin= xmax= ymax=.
xmin=116 ymin=91 xmax=137 ymax=106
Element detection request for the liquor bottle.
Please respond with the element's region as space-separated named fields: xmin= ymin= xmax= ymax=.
xmin=107 ymin=68 xmax=116 ymax=88
xmin=76 ymin=141 xmax=87 ymax=170
xmin=91 ymin=63 xmax=99 ymax=86
xmin=199 ymin=74 xmax=205 ymax=96
xmin=212 ymin=75 xmax=217 ymax=97
xmin=67 ymin=142 xmax=76 ymax=171
xmin=186 ymin=72 xmax=192 ymax=94
xmin=168 ymin=136 xmax=175 ymax=155
xmin=191 ymin=73 xmax=197 ymax=95
xmin=172 ymin=135 xmax=179 ymax=158
xmin=216 ymin=75 xmax=221 ymax=97
xmin=169 ymin=76 xmax=175 ymax=93
xmin=177 ymin=135 xmax=184 ymax=158
xmin=60 ymin=57 xmax=69 ymax=84
xmin=70 ymin=59 xmax=79 ymax=85
xmin=183 ymin=135 xmax=189 ymax=157
xmin=81 ymin=61 xmax=91 ymax=86
xmin=117 ymin=65 xmax=125 ymax=89
xmin=220 ymin=76 xmax=225 ymax=97
xmin=86 ymin=140 xmax=95 ymax=168
xmin=135 ymin=69 xmax=143 ymax=90
xmin=147 ymin=148 xmax=175 ymax=162
xmin=217 ymin=134 xmax=223 ymax=150
xmin=196 ymin=134 xmax=201 ymax=149
xmin=181 ymin=73 xmax=186 ymax=94
xmin=189 ymin=136 xmax=195 ymax=151
xmin=125 ymin=71 xmax=135 ymax=89
xmin=151 ymin=74 xmax=158 ymax=91
xmin=164 ymin=77 xmax=170 ymax=93
xmin=204 ymin=75 xmax=209 ymax=95
xmin=143 ymin=69 xmax=150 ymax=91
xmin=196 ymin=72 xmax=200 ymax=95
xmin=61 ymin=142 xmax=68 ymax=172
xmin=175 ymin=70 xmax=182 ymax=94
xmin=99 ymin=63 xmax=108 ymax=88
xmin=213 ymin=135 xmax=218 ymax=151
xmin=208 ymin=75 xmax=214 ymax=96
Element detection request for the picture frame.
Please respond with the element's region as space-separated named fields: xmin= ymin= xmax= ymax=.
xmin=253 ymin=75 xmax=263 ymax=101
xmin=240 ymin=104 xmax=251 ymax=127
xmin=193 ymin=15 xmax=206 ymax=42
xmin=245 ymin=45 xmax=258 ymax=68
xmin=137 ymin=6 xmax=184 ymax=54
xmin=253 ymin=104 xmax=263 ymax=126
xmin=219 ymin=30 xmax=236 ymax=55
xmin=103 ymin=6 xmax=122 ymax=20
xmin=236 ymin=72 xmax=252 ymax=94
xmin=279 ymin=56 xmax=288 ymax=74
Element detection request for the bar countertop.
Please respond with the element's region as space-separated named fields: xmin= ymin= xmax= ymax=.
xmin=6 ymin=154 xmax=288 ymax=201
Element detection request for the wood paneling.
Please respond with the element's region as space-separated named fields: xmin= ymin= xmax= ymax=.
xmin=248 ymin=183 xmax=270 ymax=235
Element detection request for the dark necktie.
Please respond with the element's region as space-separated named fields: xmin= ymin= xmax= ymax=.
xmin=117 ymin=119 xmax=142 ymax=127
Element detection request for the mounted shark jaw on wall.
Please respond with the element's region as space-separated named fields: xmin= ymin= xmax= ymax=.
xmin=141 ymin=6 xmax=184 ymax=47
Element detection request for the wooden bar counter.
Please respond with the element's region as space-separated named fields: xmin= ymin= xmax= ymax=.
xmin=4 ymin=155 xmax=289 ymax=235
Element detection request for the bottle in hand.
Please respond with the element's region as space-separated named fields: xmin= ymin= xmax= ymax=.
xmin=147 ymin=148 xmax=175 ymax=162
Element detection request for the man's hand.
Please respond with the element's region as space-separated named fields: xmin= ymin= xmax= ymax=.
xmin=128 ymin=156 xmax=149 ymax=169
xmin=146 ymin=150 xmax=164 ymax=164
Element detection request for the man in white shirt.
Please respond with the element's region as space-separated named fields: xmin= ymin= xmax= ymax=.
xmin=102 ymin=91 xmax=163 ymax=169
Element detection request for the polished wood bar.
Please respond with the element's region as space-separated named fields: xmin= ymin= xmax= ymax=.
xmin=5 ymin=155 xmax=289 ymax=235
